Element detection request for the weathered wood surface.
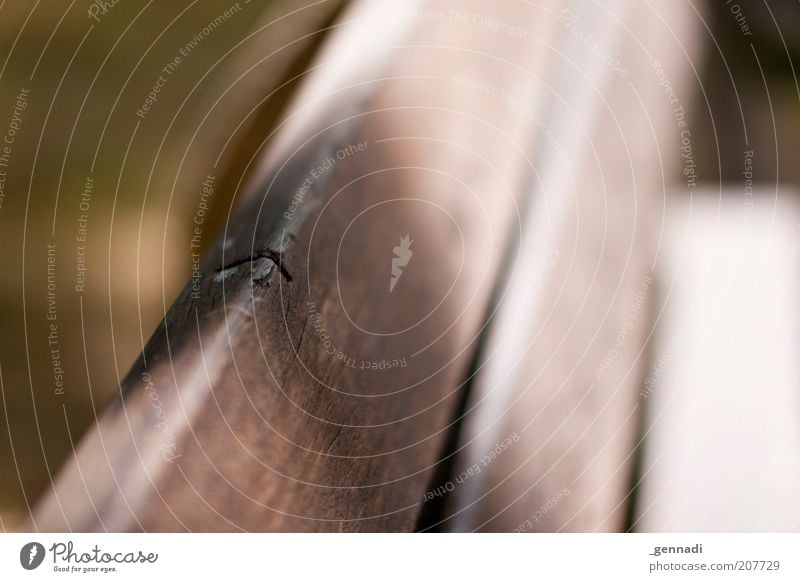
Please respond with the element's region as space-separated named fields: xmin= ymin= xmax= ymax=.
xmin=438 ymin=0 xmax=703 ymax=532
xmin=0 ymin=0 xmax=344 ymax=532
xmin=31 ymin=0 xmax=562 ymax=531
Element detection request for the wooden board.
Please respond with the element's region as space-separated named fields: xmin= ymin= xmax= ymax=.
xmin=31 ymin=0 xmax=562 ymax=531
xmin=437 ymin=0 xmax=703 ymax=532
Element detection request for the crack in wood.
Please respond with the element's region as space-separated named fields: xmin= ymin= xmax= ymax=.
xmin=216 ymin=250 xmax=293 ymax=283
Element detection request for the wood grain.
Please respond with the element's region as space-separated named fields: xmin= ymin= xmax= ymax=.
xmin=31 ymin=0 xmax=562 ymax=531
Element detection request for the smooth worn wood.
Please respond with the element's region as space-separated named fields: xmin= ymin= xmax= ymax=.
xmin=439 ymin=0 xmax=703 ymax=532
xmin=32 ymin=0 xmax=560 ymax=531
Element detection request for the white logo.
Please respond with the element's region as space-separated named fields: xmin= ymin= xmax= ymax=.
xmin=20 ymin=542 xmax=45 ymax=570
xmin=390 ymin=235 xmax=413 ymax=292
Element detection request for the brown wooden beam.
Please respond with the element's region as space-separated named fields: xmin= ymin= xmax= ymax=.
xmin=31 ymin=0 xmax=561 ymax=531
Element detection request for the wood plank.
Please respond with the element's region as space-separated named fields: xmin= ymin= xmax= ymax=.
xmin=437 ymin=0 xmax=704 ymax=532
xmin=0 ymin=0 xmax=344 ymax=531
xmin=31 ymin=0 xmax=562 ymax=531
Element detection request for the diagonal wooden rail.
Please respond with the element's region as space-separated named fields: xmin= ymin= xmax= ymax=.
xmin=30 ymin=0 xmax=702 ymax=532
xmin=438 ymin=0 xmax=703 ymax=532
xmin=31 ymin=0 xmax=563 ymax=531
